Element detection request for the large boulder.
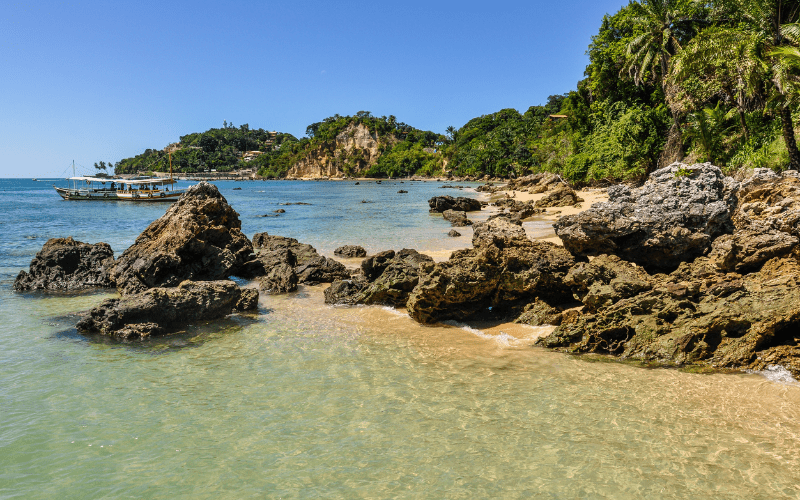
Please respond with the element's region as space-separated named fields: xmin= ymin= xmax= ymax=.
xmin=534 ymin=186 xmax=584 ymax=208
xmin=76 ymin=280 xmax=258 ymax=340
xmin=406 ymin=241 xmax=576 ymax=323
xmin=111 ymin=182 xmax=258 ymax=295
xmin=553 ymin=163 xmax=738 ymax=270
xmin=428 ymin=196 xmax=482 ymax=213
xmin=442 ymin=210 xmax=472 ymax=227
xmin=14 ymin=237 xmax=115 ymax=291
xmin=251 ymin=232 xmax=349 ymax=287
xmin=334 ymin=245 xmax=367 ymax=258
xmin=472 ymin=217 xmax=531 ymax=249
xmin=325 ymin=249 xmax=434 ymax=308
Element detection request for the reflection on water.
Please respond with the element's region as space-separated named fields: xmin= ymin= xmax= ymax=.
xmin=2 ymin=180 xmax=800 ymax=498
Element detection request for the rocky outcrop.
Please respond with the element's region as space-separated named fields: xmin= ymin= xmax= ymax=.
xmin=554 ymin=163 xmax=737 ymax=271
xmin=286 ymin=123 xmax=389 ymax=179
xmin=252 ymin=232 xmax=349 ymax=289
xmin=537 ymin=252 xmax=800 ymax=378
xmin=406 ymin=218 xmax=576 ymax=323
xmin=428 ymin=196 xmax=482 ymax=213
xmin=324 ymin=249 xmax=434 ymax=307
xmin=534 ymin=186 xmax=584 ymax=208
xmin=334 ymin=245 xmax=367 ymax=258
xmin=442 ymin=210 xmax=472 ymax=227
xmin=14 ymin=237 xmax=114 ymax=291
xmin=111 ymin=182 xmax=258 ymax=295
xmin=77 ymin=280 xmax=258 ymax=340
xmin=471 ymin=218 xmax=530 ymax=249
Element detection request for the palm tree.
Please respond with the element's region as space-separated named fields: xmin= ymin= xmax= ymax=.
xmin=620 ymin=0 xmax=697 ymax=164
xmin=672 ymin=0 xmax=800 ymax=169
xmin=684 ymin=103 xmax=737 ymax=162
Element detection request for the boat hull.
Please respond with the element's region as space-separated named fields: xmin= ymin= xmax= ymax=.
xmin=54 ymin=186 xmax=185 ymax=202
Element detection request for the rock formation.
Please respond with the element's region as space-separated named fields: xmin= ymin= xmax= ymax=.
xmin=111 ymin=182 xmax=258 ymax=295
xmin=334 ymin=245 xmax=367 ymax=258
xmin=534 ymin=186 xmax=584 ymax=208
xmin=285 ymin=123 xmax=389 ymax=179
xmin=406 ymin=218 xmax=576 ymax=323
xmin=252 ymin=232 xmax=349 ymax=289
xmin=553 ymin=163 xmax=737 ymax=270
xmin=14 ymin=237 xmax=115 ymax=291
xmin=324 ymin=249 xmax=434 ymax=308
xmin=442 ymin=210 xmax=472 ymax=227
xmin=428 ymin=196 xmax=482 ymax=213
xmin=77 ymin=280 xmax=258 ymax=340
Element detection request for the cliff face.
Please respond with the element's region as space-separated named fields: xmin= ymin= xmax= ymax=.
xmin=287 ymin=123 xmax=392 ymax=178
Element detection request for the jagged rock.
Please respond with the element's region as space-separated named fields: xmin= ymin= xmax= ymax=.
xmin=255 ymin=249 xmax=298 ymax=293
xmin=563 ymin=254 xmax=654 ymax=313
xmin=334 ymin=245 xmax=367 ymax=258
xmin=472 ymin=218 xmax=531 ymax=249
xmin=361 ymin=250 xmax=396 ymax=280
xmin=428 ymin=196 xmax=482 ymax=213
xmin=442 ymin=210 xmax=472 ymax=227
xmin=251 ymin=232 xmax=349 ymax=286
xmin=323 ymin=276 xmax=369 ymax=305
xmin=708 ymin=226 xmax=798 ymax=273
xmin=447 ymin=229 xmax=461 ymax=237
xmin=14 ymin=237 xmax=114 ymax=291
xmin=534 ymin=187 xmax=584 ymax=208
xmin=111 ymin=182 xmax=258 ymax=295
xmin=76 ymin=280 xmax=258 ymax=340
xmin=537 ymin=254 xmax=800 ymax=378
xmin=554 ymin=163 xmax=738 ymax=270
xmin=398 ymin=190 xmax=408 ymax=194
xmin=504 ymin=200 xmax=544 ymax=218
xmin=515 ymin=299 xmax=564 ymax=326
xmin=325 ymin=249 xmax=434 ymax=307
xmin=407 ymin=241 xmax=576 ymax=323
xmin=295 ymin=256 xmax=350 ymax=285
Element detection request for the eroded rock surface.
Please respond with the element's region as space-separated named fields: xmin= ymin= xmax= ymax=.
xmin=325 ymin=249 xmax=434 ymax=308
xmin=442 ymin=210 xmax=472 ymax=227
xmin=111 ymin=182 xmax=258 ymax=295
xmin=534 ymin=186 xmax=584 ymax=208
xmin=428 ymin=196 xmax=482 ymax=213
xmin=334 ymin=245 xmax=367 ymax=258
xmin=554 ymin=163 xmax=737 ymax=270
xmin=77 ymin=280 xmax=258 ymax=340
xmin=14 ymin=237 xmax=115 ymax=291
xmin=252 ymin=232 xmax=349 ymax=288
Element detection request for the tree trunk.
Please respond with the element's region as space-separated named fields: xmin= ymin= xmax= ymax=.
xmin=780 ymin=106 xmax=800 ymax=171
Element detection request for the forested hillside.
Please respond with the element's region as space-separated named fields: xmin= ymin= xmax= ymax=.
xmin=112 ymin=0 xmax=800 ymax=183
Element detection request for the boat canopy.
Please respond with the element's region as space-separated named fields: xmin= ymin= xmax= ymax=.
xmin=66 ymin=176 xmax=119 ymax=183
xmin=117 ymin=177 xmax=177 ymax=186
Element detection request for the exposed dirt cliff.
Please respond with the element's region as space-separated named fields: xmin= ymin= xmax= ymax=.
xmin=286 ymin=123 xmax=395 ymax=178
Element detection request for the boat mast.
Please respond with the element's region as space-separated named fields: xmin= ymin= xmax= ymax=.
xmin=72 ymin=160 xmax=76 ymax=190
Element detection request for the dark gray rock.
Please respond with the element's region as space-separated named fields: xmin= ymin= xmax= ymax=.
xmin=554 ymin=163 xmax=738 ymax=270
xmin=14 ymin=237 xmax=115 ymax=291
xmin=111 ymin=182 xmax=258 ymax=295
xmin=252 ymin=232 xmax=348 ymax=286
xmin=334 ymin=245 xmax=367 ymax=258
xmin=447 ymin=229 xmax=461 ymax=237
xmin=428 ymin=196 xmax=482 ymax=213
xmin=326 ymin=249 xmax=434 ymax=307
xmin=361 ymin=250 xmax=396 ymax=280
xmin=76 ymin=280 xmax=258 ymax=340
xmin=442 ymin=209 xmax=472 ymax=227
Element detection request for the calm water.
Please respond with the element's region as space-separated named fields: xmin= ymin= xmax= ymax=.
xmin=1 ymin=179 xmax=799 ymax=499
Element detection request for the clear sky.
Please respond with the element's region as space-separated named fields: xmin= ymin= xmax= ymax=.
xmin=1 ymin=0 xmax=628 ymax=178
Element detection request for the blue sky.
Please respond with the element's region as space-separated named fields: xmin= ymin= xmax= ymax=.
xmin=1 ymin=0 xmax=628 ymax=178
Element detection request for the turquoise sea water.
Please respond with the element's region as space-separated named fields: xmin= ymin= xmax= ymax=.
xmin=1 ymin=178 xmax=800 ymax=499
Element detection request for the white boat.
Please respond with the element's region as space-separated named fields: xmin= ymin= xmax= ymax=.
xmin=115 ymin=177 xmax=186 ymax=202
xmin=54 ymin=176 xmax=123 ymax=200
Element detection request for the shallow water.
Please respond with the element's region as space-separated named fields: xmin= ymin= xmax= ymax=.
xmin=2 ymin=179 xmax=800 ymax=499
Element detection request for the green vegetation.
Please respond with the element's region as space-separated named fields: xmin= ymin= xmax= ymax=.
xmin=112 ymin=0 xmax=800 ymax=183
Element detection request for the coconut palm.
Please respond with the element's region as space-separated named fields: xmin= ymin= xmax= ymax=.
xmin=671 ymin=0 xmax=800 ymax=169
xmin=620 ymin=0 xmax=698 ymax=164
xmin=684 ymin=103 xmax=738 ymax=162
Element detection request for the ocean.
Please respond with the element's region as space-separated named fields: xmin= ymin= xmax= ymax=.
xmin=1 ymin=178 xmax=799 ymax=499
